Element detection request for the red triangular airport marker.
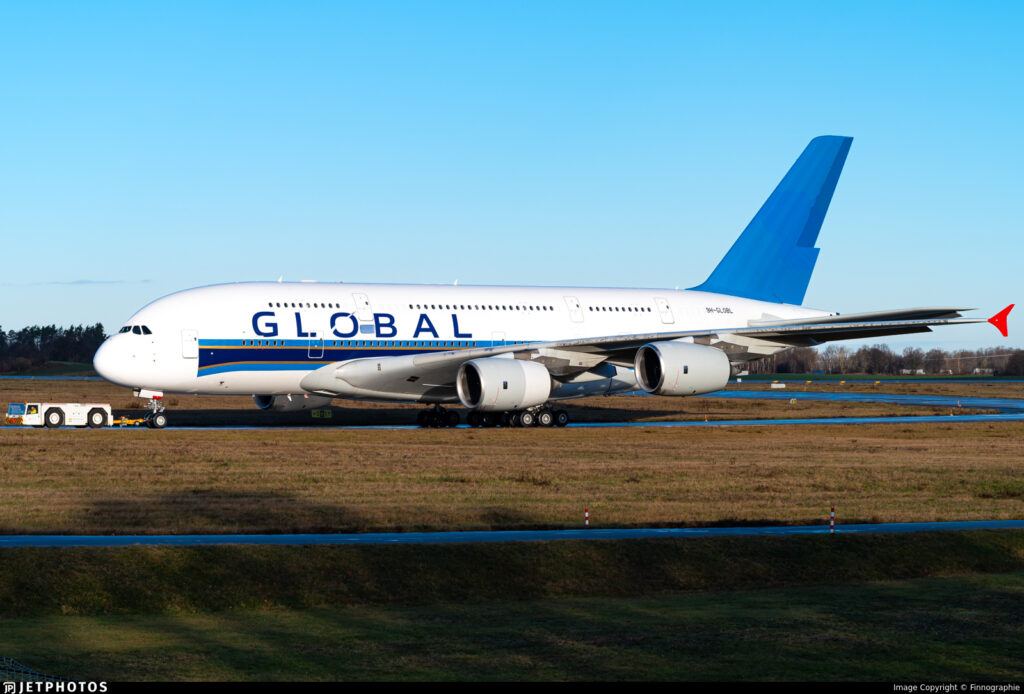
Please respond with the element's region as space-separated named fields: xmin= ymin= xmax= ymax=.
xmin=988 ymin=304 xmax=1014 ymax=337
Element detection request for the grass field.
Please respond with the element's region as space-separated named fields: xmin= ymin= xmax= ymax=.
xmin=2 ymin=534 xmax=1023 ymax=680
xmin=2 ymin=422 xmax=1023 ymax=534
xmin=4 ymin=572 xmax=1022 ymax=681
xmin=2 ymin=377 xmax=1023 ymax=680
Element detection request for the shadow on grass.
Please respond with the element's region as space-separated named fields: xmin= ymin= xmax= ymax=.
xmin=81 ymin=490 xmax=369 ymax=534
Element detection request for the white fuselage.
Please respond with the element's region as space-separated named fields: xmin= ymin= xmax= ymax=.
xmin=93 ymin=282 xmax=831 ymax=397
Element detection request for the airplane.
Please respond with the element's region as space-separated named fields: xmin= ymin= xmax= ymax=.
xmin=92 ymin=136 xmax=1013 ymax=428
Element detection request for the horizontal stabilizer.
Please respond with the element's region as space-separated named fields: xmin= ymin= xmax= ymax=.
xmin=747 ymin=307 xmax=974 ymax=328
xmin=691 ymin=136 xmax=853 ymax=305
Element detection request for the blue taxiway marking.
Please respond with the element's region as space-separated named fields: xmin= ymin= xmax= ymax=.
xmin=706 ymin=390 xmax=1024 ymax=413
xmin=6 ymin=413 xmax=1023 ymax=431
xmin=5 ymin=390 xmax=1022 ymax=430
xmin=2 ymin=520 xmax=1023 ymax=548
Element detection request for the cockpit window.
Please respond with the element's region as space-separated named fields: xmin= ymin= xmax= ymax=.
xmin=141 ymin=326 xmax=152 ymax=335
xmin=132 ymin=326 xmax=142 ymax=335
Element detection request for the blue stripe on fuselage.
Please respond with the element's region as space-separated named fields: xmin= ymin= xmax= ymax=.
xmin=195 ymin=339 xmax=509 ymax=376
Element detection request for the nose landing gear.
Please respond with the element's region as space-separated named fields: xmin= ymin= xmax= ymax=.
xmin=134 ymin=388 xmax=167 ymax=429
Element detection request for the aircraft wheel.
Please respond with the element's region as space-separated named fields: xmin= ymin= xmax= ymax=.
xmin=417 ymin=411 xmax=429 ymax=427
xmin=446 ymin=411 xmax=460 ymax=427
xmin=44 ymin=408 xmax=64 ymax=429
xmin=467 ymin=411 xmax=481 ymax=427
xmin=150 ymin=413 xmax=168 ymax=429
xmin=87 ymin=408 xmax=106 ymax=429
xmin=519 ymin=410 xmax=536 ymax=427
xmin=537 ymin=409 xmax=554 ymax=427
xmin=555 ymin=410 xmax=570 ymax=427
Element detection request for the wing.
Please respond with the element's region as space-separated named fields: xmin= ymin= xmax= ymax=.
xmin=299 ymin=307 xmax=993 ymax=401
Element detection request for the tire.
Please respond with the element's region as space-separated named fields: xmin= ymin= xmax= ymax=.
xmin=44 ymin=408 xmax=64 ymax=429
xmin=467 ymin=411 xmax=481 ymax=427
xmin=417 ymin=411 xmax=429 ymax=427
xmin=445 ymin=411 xmax=460 ymax=427
xmin=519 ymin=411 xmax=535 ymax=427
xmin=537 ymin=409 xmax=554 ymax=427
xmin=555 ymin=410 xmax=570 ymax=427
xmin=150 ymin=413 xmax=168 ymax=429
xmin=87 ymin=408 xmax=106 ymax=429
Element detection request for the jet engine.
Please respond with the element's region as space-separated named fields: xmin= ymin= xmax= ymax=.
xmin=456 ymin=357 xmax=552 ymax=411
xmin=633 ymin=341 xmax=730 ymax=396
xmin=253 ymin=394 xmax=334 ymax=411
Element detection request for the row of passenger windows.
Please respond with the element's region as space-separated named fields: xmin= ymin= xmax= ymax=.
xmin=589 ymin=306 xmax=653 ymax=313
xmin=239 ymin=340 xmax=527 ymax=348
xmin=409 ymin=303 xmax=555 ymax=311
xmin=268 ymin=302 xmax=339 ymax=308
xmin=263 ymin=300 xmax=656 ymax=314
xmin=119 ymin=325 xmax=152 ymax=335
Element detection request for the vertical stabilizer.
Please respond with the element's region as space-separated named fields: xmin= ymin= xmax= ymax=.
xmin=690 ymin=136 xmax=852 ymax=305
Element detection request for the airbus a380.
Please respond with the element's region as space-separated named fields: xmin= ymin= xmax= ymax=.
xmin=92 ymin=136 xmax=1013 ymax=428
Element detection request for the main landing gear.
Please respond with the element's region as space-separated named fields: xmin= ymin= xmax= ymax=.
xmin=465 ymin=407 xmax=569 ymax=428
xmin=416 ymin=405 xmax=460 ymax=428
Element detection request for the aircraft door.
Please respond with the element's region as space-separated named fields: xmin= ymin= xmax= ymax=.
xmin=352 ymin=292 xmax=375 ymax=335
xmin=181 ymin=330 xmax=198 ymax=358
xmin=492 ymin=331 xmax=506 ymax=348
xmin=564 ymin=296 xmax=584 ymax=323
xmin=307 ymin=317 xmax=324 ymax=359
xmin=308 ymin=335 xmax=324 ymax=359
xmin=654 ymin=297 xmax=675 ymax=324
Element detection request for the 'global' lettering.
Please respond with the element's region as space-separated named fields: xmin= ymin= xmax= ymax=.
xmin=252 ymin=312 xmax=279 ymax=337
xmin=330 ymin=312 xmax=358 ymax=338
xmin=374 ymin=313 xmax=397 ymax=338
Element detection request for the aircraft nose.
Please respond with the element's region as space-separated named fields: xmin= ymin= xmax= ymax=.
xmin=93 ymin=336 xmax=130 ymax=386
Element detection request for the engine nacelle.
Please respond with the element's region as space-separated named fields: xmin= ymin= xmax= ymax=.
xmin=456 ymin=357 xmax=552 ymax=412
xmin=634 ymin=341 xmax=730 ymax=396
xmin=253 ymin=394 xmax=334 ymax=411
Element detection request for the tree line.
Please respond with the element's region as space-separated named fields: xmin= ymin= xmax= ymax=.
xmin=751 ymin=344 xmax=1024 ymax=376
xmin=1 ymin=323 xmax=1022 ymax=376
xmin=0 ymin=324 xmax=107 ymax=372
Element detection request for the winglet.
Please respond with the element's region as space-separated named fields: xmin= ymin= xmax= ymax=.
xmin=988 ymin=304 xmax=1014 ymax=337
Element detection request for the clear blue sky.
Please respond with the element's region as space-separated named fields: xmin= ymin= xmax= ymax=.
xmin=1 ymin=1 xmax=1020 ymax=351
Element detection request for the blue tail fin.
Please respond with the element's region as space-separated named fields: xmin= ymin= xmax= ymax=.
xmin=690 ymin=135 xmax=853 ymax=305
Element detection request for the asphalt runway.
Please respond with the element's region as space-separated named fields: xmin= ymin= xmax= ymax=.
xmin=709 ymin=390 xmax=1024 ymax=412
xmin=5 ymin=389 xmax=1023 ymax=430
xmin=3 ymin=520 xmax=1024 ymax=548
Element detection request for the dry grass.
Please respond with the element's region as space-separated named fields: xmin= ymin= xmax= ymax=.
xmin=2 ymin=418 xmax=1022 ymax=534
xmin=731 ymin=380 xmax=1024 ymax=399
